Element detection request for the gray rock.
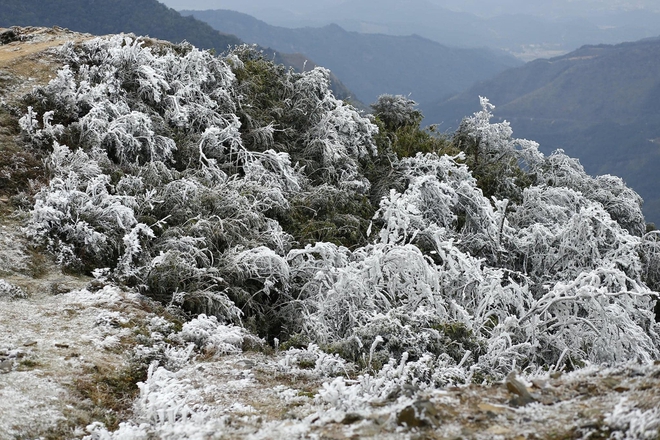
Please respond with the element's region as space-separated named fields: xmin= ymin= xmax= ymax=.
xmin=236 ymin=359 xmax=256 ymax=369
xmin=396 ymin=399 xmax=440 ymax=427
xmin=506 ymin=372 xmax=536 ymax=406
xmin=341 ymin=413 xmax=363 ymax=425
xmin=0 ymin=29 xmax=18 ymax=45
xmin=0 ymin=359 xmax=14 ymax=373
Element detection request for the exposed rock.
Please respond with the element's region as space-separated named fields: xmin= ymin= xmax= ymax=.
xmin=236 ymin=359 xmax=256 ymax=369
xmin=531 ymin=378 xmax=549 ymax=389
xmin=0 ymin=358 xmax=13 ymax=373
xmin=87 ymin=279 xmax=105 ymax=291
xmin=396 ymin=399 xmax=440 ymax=427
xmin=341 ymin=413 xmax=363 ymax=425
xmin=477 ymin=402 xmax=509 ymax=415
xmin=0 ymin=29 xmax=18 ymax=45
xmin=506 ymin=371 xmax=536 ymax=407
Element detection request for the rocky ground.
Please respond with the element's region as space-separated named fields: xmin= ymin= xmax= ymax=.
xmin=1 ymin=26 xmax=659 ymax=439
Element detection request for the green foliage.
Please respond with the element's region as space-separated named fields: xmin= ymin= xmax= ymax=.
xmin=371 ymin=94 xmax=455 ymax=158
xmin=453 ymin=125 xmax=534 ymax=203
xmin=366 ymin=96 xmax=458 ymax=209
xmin=284 ymin=186 xmax=375 ymax=249
xmin=371 ymin=94 xmax=422 ymax=131
xmin=0 ymin=106 xmax=46 ymax=203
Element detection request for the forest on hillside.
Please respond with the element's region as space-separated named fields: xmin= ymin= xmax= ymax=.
xmin=0 ymin=0 xmax=242 ymax=52
xmin=3 ymin=34 xmax=660 ymax=436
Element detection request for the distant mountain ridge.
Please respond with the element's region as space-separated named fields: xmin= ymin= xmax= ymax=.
xmin=181 ymin=9 xmax=522 ymax=107
xmin=177 ymin=0 xmax=660 ymax=60
xmin=428 ymin=38 xmax=660 ymax=223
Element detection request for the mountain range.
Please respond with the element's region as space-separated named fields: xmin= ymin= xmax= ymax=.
xmin=428 ymin=38 xmax=660 ymax=222
xmin=181 ymin=9 xmax=522 ymax=107
xmin=173 ymin=0 xmax=660 ymax=60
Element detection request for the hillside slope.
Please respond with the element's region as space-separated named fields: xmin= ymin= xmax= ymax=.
xmin=181 ymin=9 xmax=522 ymax=106
xmin=428 ymin=38 xmax=660 ymax=223
xmin=0 ymin=0 xmax=363 ymax=106
xmin=0 ymin=0 xmax=242 ymax=52
xmin=1 ymin=26 xmax=660 ymax=439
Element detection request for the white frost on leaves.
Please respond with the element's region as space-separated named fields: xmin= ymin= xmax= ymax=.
xmin=604 ymin=397 xmax=660 ymax=440
xmin=278 ymin=343 xmax=352 ymax=377
xmin=12 ymin=31 xmax=660 ymax=439
xmin=0 ymin=279 xmax=27 ymax=299
xmin=176 ymin=314 xmax=262 ymax=355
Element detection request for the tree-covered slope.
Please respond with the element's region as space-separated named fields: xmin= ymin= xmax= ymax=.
xmin=427 ymin=38 xmax=660 ymax=223
xmin=0 ymin=0 xmax=242 ymax=52
xmin=181 ymin=9 xmax=522 ymax=106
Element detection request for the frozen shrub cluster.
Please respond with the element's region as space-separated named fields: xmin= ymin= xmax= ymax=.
xmin=23 ymin=35 xmax=377 ymax=332
xmin=278 ymin=343 xmax=351 ymax=377
xmin=19 ymin=33 xmax=660 ymax=410
xmin=176 ymin=313 xmax=263 ymax=355
xmin=84 ymin=363 xmax=202 ymax=439
xmin=289 ymin=99 xmax=659 ymax=387
xmin=317 ymin=351 xmax=469 ymax=411
xmin=371 ymin=94 xmax=422 ymax=130
xmin=0 ymin=279 xmax=27 ymax=299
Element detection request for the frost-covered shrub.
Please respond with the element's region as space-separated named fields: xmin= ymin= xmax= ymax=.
xmin=295 ymin=70 xmax=377 ymax=190
xmin=639 ymin=231 xmax=660 ymax=292
xmin=378 ymin=152 xmax=506 ymax=261
xmin=508 ymin=186 xmax=644 ymax=283
xmin=177 ymin=314 xmax=263 ymax=355
xmin=293 ymin=243 xmax=450 ymax=342
xmin=519 ymin=266 xmax=659 ymax=364
xmin=453 ymin=97 xmax=542 ymax=201
xmin=279 ymin=343 xmax=351 ymax=376
xmin=17 ymin=29 xmax=660 ymax=394
xmin=0 ymin=279 xmax=27 ymax=299
xmin=316 ymin=351 xmax=470 ymax=411
xmin=290 ymin=100 xmax=660 ymax=383
xmin=371 ymin=94 xmax=422 ymax=131
xmin=231 ymin=48 xmax=378 ymax=193
xmin=539 ymin=150 xmax=646 ymax=236
xmin=26 ymin=143 xmax=140 ymax=270
xmin=604 ymin=397 xmax=660 ymax=440
xmin=21 ymin=36 xmax=308 ymax=325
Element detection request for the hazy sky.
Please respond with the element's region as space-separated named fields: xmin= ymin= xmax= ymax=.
xmin=160 ymin=0 xmax=660 ymax=61
xmin=159 ymin=0 xmax=659 ymax=17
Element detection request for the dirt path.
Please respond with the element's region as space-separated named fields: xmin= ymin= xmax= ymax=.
xmin=0 ymin=26 xmax=90 ymax=65
xmin=0 ymin=27 xmax=92 ymax=102
xmin=0 ymin=213 xmax=163 ymax=438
